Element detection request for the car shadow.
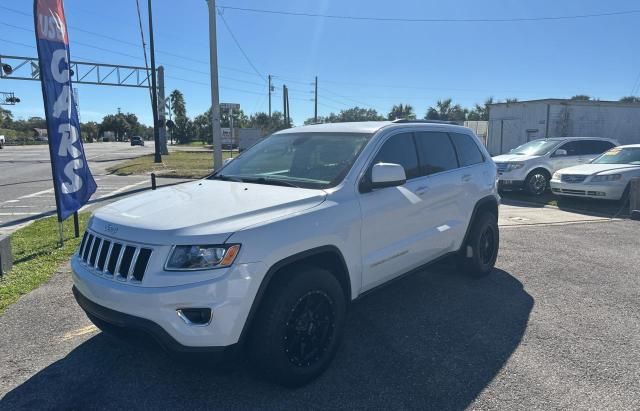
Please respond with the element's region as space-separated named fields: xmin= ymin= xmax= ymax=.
xmin=501 ymin=191 xmax=627 ymax=218
xmin=1 ymin=262 xmax=533 ymax=410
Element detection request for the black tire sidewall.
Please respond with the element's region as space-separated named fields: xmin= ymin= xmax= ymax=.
xmin=248 ymin=266 xmax=347 ymax=387
xmin=525 ymin=170 xmax=549 ymax=196
xmin=461 ymin=212 xmax=499 ymax=277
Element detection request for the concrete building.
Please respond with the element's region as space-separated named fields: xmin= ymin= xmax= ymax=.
xmin=487 ymin=99 xmax=640 ymax=155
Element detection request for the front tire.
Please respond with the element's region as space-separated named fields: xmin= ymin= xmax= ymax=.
xmin=457 ymin=212 xmax=499 ymax=277
xmin=525 ymin=169 xmax=550 ymax=196
xmin=248 ymin=266 xmax=346 ymax=387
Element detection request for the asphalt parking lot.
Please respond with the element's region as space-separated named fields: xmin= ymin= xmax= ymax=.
xmin=1 ymin=219 xmax=639 ymax=410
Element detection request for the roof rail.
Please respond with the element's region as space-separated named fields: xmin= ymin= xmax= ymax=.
xmin=391 ymin=119 xmax=459 ymax=125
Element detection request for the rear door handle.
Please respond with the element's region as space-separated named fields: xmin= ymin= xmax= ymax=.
xmin=415 ymin=186 xmax=429 ymax=196
xmin=462 ymin=174 xmax=472 ymax=182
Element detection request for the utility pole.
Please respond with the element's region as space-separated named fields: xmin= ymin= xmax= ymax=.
xmin=206 ymin=0 xmax=223 ymax=171
xmin=157 ymin=65 xmax=169 ymax=154
xmin=268 ymin=74 xmax=272 ymax=117
xmin=282 ymin=84 xmax=287 ymax=125
xmin=285 ymin=86 xmax=291 ymax=128
xmin=314 ymin=76 xmax=318 ymax=123
xmin=147 ymin=0 xmax=162 ymax=163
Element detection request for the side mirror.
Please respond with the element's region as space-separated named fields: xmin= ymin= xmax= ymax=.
xmin=371 ymin=163 xmax=406 ymax=189
xmin=223 ymin=157 xmax=234 ymax=166
xmin=554 ymin=149 xmax=567 ymax=157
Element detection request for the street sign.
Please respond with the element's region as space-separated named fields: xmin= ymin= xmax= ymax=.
xmin=220 ymin=103 xmax=240 ymax=111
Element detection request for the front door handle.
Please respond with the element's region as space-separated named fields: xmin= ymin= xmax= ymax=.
xmin=461 ymin=174 xmax=472 ymax=182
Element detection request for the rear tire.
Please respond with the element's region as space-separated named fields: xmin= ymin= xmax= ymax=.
xmin=457 ymin=212 xmax=499 ymax=277
xmin=525 ymin=169 xmax=550 ymax=196
xmin=248 ymin=266 xmax=346 ymax=387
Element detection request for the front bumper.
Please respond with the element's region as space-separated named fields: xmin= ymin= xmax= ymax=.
xmin=498 ymin=179 xmax=525 ymax=190
xmin=71 ymin=256 xmax=266 ymax=348
xmin=550 ymin=180 xmax=627 ymax=200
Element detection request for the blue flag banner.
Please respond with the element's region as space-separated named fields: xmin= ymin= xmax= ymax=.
xmin=34 ymin=0 xmax=96 ymax=221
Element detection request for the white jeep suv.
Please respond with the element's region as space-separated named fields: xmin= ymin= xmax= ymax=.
xmin=72 ymin=120 xmax=500 ymax=386
xmin=493 ymin=137 xmax=618 ymax=196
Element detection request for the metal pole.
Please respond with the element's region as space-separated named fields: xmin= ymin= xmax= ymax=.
xmin=73 ymin=212 xmax=79 ymax=238
xmin=58 ymin=222 xmax=64 ymax=246
xmin=314 ymin=76 xmax=318 ymax=123
xmin=157 ymin=65 xmax=169 ymax=155
xmin=283 ymin=85 xmax=287 ymax=124
xmin=230 ymin=110 xmax=234 ymax=158
xmin=268 ymin=74 xmax=272 ymax=117
xmin=147 ymin=0 xmax=162 ymax=163
xmin=207 ymin=0 xmax=223 ymax=171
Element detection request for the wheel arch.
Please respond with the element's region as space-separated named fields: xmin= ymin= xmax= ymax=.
xmin=460 ymin=195 xmax=499 ymax=253
xmin=238 ymin=245 xmax=351 ymax=345
xmin=526 ymin=166 xmax=552 ymax=180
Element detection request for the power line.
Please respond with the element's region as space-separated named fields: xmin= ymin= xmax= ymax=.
xmin=216 ymin=8 xmax=266 ymax=82
xmin=217 ymin=5 xmax=640 ymax=23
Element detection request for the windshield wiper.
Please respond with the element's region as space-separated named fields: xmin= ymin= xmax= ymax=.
xmin=241 ymin=176 xmax=301 ymax=188
xmin=211 ymin=174 xmax=243 ymax=182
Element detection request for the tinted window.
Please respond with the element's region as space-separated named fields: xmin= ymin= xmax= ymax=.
xmin=583 ymin=140 xmax=615 ymax=155
xmin=450 ymin=133 xmax=484 ymax=166
xmin=558 ymin=140 xmax=584 ymax=156
xmin=414 ymin=132 xmax=458 ymax=176
xmin=371 ymin=133 xmax=419 ymax=180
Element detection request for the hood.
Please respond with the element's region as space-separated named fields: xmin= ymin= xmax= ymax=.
xmin=492 ymin=154 xmax=540 ymax=162
xmin=556 ymin=163 xmax=640 ymax=175
xmin=90 ymin=180 xmax=326 ymax=244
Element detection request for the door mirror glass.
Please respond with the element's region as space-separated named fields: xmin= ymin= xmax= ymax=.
xmin=371 ymin=163 xmax=406 ymax=189
xmin=554 ymin=149 xmax=567 ymax=157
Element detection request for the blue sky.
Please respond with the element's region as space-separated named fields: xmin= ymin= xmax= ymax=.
xmin=1 ymin=0 xmax=640 ymax=126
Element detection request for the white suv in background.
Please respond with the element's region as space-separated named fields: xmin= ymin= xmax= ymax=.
xmin=493 ymin=137 xmax=618 ymax=196
xmin=71 ymin=120 xmax=500 ymax=386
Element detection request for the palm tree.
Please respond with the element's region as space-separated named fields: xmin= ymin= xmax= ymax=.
xmin=387 ymin=104 xmax=416 ymax=120
xmin=425 ymin=98 xmax=466 ymax=121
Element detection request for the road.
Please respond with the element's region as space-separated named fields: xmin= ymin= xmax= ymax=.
xmin=1 ymin=219 xmax=639 ymax=409
xmin=0 ymin=142 xmax=184 ymax=235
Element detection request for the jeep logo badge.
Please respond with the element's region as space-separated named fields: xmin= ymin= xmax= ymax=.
xmin=104 ymin=224 xmax=118 ymax=234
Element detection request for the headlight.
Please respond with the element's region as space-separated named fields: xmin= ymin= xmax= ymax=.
xmin=552 ymin=172 xmax=562 ymax=180
xmin=505 ymin=162 xmax=525 ymax=171
xmin=590 ymin=174 xmax=622 ymax=182
xmin=166 ymin=244 xmax=241 ymax=271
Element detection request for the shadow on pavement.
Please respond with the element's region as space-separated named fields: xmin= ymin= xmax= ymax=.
xmin=501 ymin=191 xmax=627 ymax=218
xmin=1 ymin=263 xmax=533 ymax=410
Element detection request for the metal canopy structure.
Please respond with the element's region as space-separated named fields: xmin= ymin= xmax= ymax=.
xmin=0 ymin=91 xmax=19 ymax=105
xmin=0 ymin=55 xmax=151 ymax=89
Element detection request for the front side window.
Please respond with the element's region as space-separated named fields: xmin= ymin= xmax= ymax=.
xmin=370 ymin=133 xmax=420 ymax=180
xmin=212 ymin=132 xmax=372 ymax=189
xmin=558 ymin=141 xmax=587 ymax=156
xmin=415 ymin=132 xmax=458 ymax=176
xmin=450 ymin=133 xmax=484 ymax=167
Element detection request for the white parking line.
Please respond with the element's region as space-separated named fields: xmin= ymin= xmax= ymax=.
xmin=0 ymin=212 xmax=41 ymax=216
xmin=19 ymin=188 xmax=54 ymax=199
xmin=97 ymin=180 xmax=147 ymax=199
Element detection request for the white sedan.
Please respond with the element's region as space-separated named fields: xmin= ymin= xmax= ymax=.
xmin=550 ymin=144 xmax=640 ymax=201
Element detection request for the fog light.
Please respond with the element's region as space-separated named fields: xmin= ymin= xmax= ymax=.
xmin=177 ymin=308 xmax=212 ymax=326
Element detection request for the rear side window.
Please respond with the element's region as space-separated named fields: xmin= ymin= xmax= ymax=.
xmin=414 ymin=132 xmax=459 ymax=176
xmin=372 ymin=133 xmax=420 ymax=180
xmin=450 ymin=133 xmax=484 ymax=167
xmin=583 ymin=140 xmax=616 ymax=155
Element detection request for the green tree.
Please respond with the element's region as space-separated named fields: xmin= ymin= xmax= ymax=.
xmin=620 ymin=96 xmax=640 ymax=103
xmin=249 ymin=111 xmax=288 ymax=134
xmin=80 ymin=121 xmax=100 ymax=142
xmin=570 ymin=95 xmax=591 ymax=101
xmin=468 ymin=97 xmax=494 ymax=121
xmin=387 ymin=104 xmax=416 ymax=120
xmin=221 ymin=108 xmax=249 ymax=128
xmin=425 ymin=99 xmax=466 ymax=121
xmin=505 ymin=98 xmax=519 ymax=103
xmin=0 ymin=107 xmax=13 ymax=128
xmin=305 ymin=106 xmax=384 ymax=124
xmin=170 ymin=89 xmax=191 ymax=144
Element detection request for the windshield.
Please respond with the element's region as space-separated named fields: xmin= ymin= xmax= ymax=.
xmin=592 ymin=147 xmax=640 ymax=165
xmin=211 ymin=132 xmax=372 ymax=189
xmin=509 ymin=140 xmax=560 ymax=156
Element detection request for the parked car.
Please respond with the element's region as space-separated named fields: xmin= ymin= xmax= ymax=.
xmin=493 ymin=137 xmax=618 ymax=196
xmin=71 ymin=120 xmax=500 ymax=386
xmin=0 ymin=135 xmax=5 ymax=149
xmin=130 ymin=136 xmax=144 ymax=146
xmin=550 ymin=144 xmax=640 ymax=200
